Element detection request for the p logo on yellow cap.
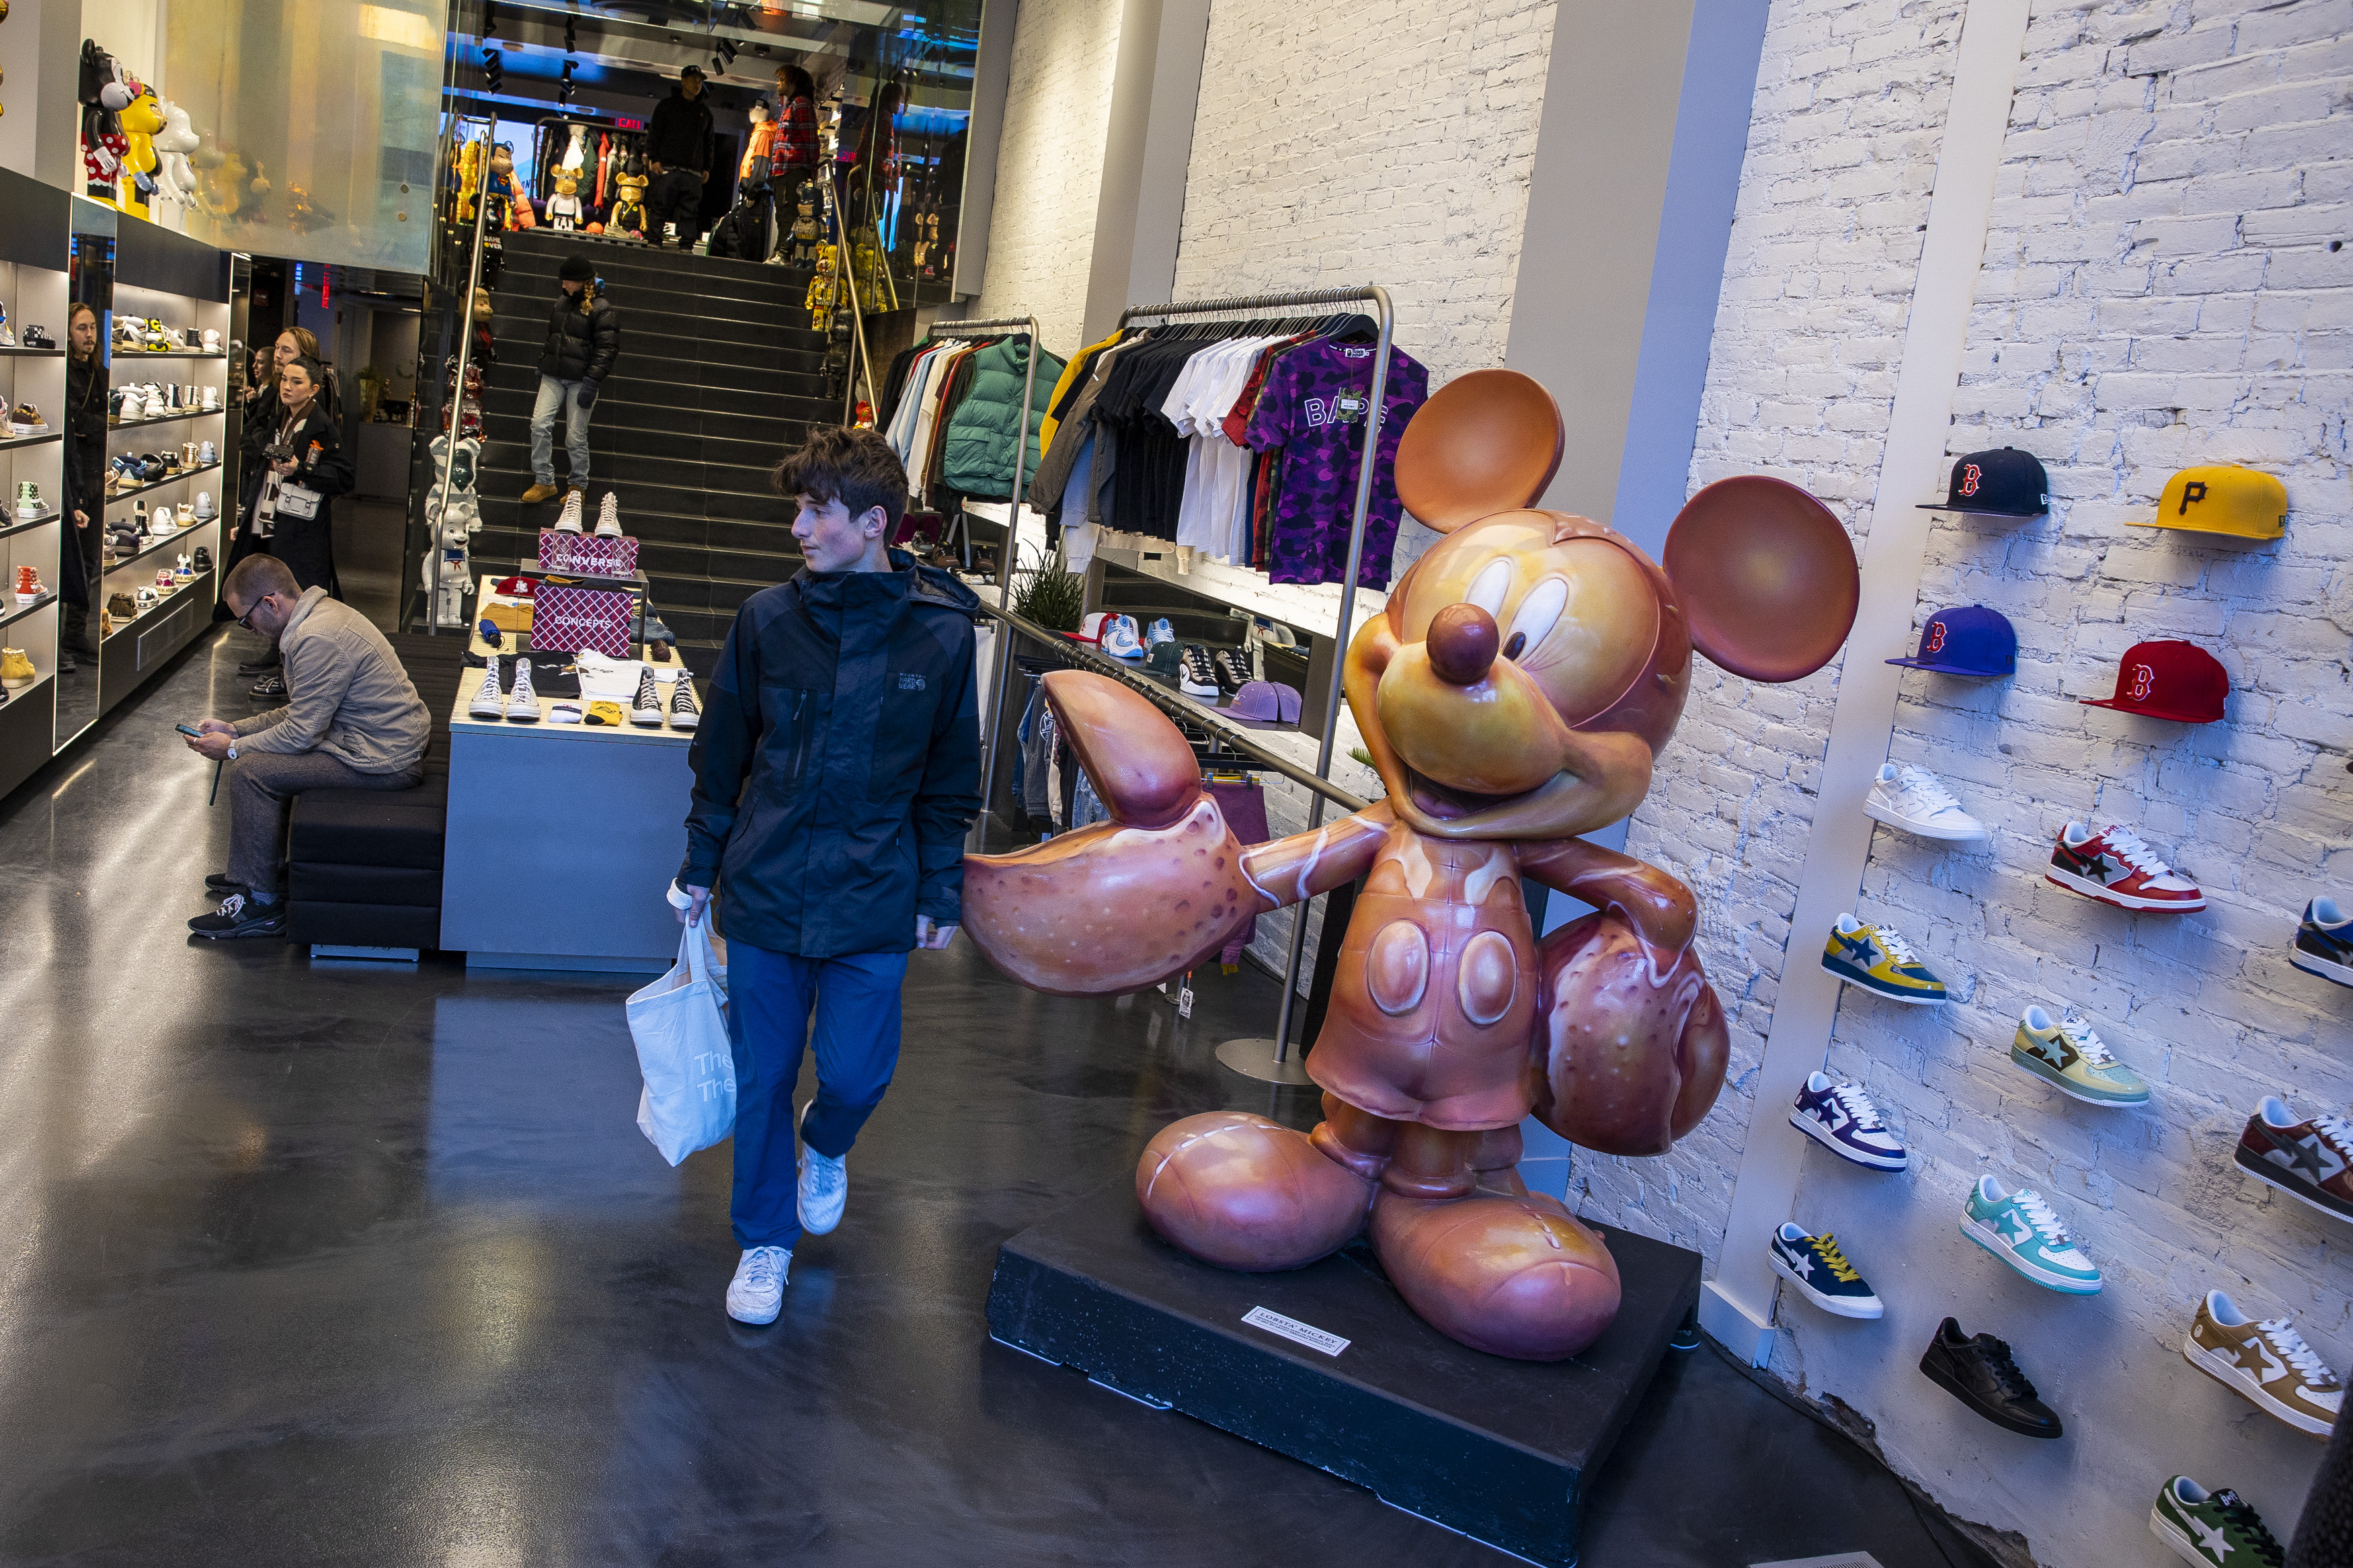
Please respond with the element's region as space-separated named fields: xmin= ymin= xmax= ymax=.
xmin=2135 ymin=464 xmax=2286 ymax=540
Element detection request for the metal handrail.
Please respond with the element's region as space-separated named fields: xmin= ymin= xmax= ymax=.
xmin=425 ymin=124 xmax=497 ymax=634
xmin=1112 ymin=283 xmax=1394 ymax=1079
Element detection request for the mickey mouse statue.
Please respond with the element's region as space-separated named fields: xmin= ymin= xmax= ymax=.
xmin=959 ymin=370 xmax=1860 ymax=1360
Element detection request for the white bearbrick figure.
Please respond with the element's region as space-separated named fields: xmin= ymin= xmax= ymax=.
xmin=153 ymin=99 xmax=202 ymax=212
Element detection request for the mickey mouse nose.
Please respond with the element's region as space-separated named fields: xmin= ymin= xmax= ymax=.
xmin=1426 ymin=603 xmax=1499 ymax=686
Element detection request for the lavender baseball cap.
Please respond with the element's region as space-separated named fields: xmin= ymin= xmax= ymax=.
xmin=1226 ymin=680 xmax=1302 ymax=726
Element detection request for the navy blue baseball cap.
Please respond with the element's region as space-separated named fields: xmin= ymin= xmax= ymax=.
xmin=1886 ymin=604 xmax=2016 ymax=676
xmin=1917 ymin=447 xmax=2049 ymax=518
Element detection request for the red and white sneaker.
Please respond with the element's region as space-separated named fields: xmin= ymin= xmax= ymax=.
xmin=2046 ymin=820 xmax=2205 ymax=911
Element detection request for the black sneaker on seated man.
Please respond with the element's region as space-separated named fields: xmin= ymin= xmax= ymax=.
xmin=188 ymin=889 xmax=286 ymax=940
xmin=182 ymin=554 xmax=432 ymax=944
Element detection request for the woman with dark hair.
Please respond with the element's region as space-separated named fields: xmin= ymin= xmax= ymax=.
xmin=243 ymin=345 xmax=273 ymax=409
xmin=56 ymin=302 xmax=106 ymax=669
xmin=225 ymin=356 xmax=353 ymax=692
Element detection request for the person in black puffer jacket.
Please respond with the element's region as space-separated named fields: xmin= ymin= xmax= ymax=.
xmin=644 ymin=65 xmax=715 ymax=251
xmin=521 ymin=253 xmax=620 ymax=506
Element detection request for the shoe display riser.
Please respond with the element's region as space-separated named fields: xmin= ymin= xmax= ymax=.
xmin=988 ymin=1178 xmax=1704 ymax=1568
xmin=96 ymin=567 xmax=212 ymax=718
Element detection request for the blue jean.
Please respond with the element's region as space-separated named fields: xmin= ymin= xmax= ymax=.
xmin=529 ymin=374 xmax=593 ymax=486
xmin=727 ymin=941 xmax=909 ymax=1249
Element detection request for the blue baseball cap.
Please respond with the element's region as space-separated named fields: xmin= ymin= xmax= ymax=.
xmin=1886 ymin=604 xmax=2016 ymax=676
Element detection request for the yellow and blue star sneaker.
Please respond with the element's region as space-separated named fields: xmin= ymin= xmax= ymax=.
xmin=1821 ymin=914 xmax=1947 ymax=1005
xmin=2011 ymin=1006 xmax=2150 ymax=1106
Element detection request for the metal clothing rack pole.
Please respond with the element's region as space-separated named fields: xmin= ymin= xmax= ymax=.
xmin=1116 ymin=284 xmax=1394 ymax=1085
xmin=426 ymin=125 xmax=497 ymax=635
xmin=930 ymin=315 xmax=1043 ymax=840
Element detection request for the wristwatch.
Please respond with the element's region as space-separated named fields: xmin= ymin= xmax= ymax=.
xmin=226 ymin=743 xmax=238 ymax=761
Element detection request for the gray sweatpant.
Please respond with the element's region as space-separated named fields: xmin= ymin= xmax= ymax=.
xmin=227 ymin=749 xmax=424 ymax=893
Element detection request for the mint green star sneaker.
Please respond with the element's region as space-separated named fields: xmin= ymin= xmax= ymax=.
xmin=1961 ymin=1175 xmax=2103 ymax=1294
xmin=2011 ymin=1006 xmax=2151 ymax=1106
xmin=2151 ymin=1475 xmax=2284 ymax=1567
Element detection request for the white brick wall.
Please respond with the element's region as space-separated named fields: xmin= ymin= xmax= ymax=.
xmin=1607 ymin=1 xmax=2352 ymax=1561
xmin=973 ymin=0 xmax=1124 ymax=349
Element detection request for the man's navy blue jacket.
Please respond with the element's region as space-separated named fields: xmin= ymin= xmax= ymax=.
xmin=681 ymin=554 xmax=982 ymax=956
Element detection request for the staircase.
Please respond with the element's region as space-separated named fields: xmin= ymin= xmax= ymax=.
xmin=470 ymin=229 xmax=833 ymax=669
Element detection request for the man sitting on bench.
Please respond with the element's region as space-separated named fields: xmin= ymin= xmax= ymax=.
xmin=184 ymin=555 xmax=432 ymax=940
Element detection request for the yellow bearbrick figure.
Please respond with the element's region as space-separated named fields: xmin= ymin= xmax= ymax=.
xmin=547 ymin=172 xmax=583 ymax=231
xmin=117 ymin=92 xmax=166 ymax=220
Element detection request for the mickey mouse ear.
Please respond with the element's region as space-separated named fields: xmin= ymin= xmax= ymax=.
xmin=1662 ymin=477 xmax=1858 ymax=683
xmin=1395 ymin=369 xmax=1564 ymax=534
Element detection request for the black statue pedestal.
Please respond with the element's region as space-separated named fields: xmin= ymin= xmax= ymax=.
xmin=985 ymin=1177 xmax=1702 ymax=1567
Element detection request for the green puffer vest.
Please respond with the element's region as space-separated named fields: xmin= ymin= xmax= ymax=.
xmin=938 ymin=337 xmax=1065 ymax=500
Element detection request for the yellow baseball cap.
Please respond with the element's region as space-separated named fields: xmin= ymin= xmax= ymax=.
xmin=2134 ymin=464 xmax=2286 ymax=540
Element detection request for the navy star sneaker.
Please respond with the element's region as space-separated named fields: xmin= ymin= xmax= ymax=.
xmin=2291 ymin=896 xmax=2353 ymax=989
xmin=1769 ymin=1224 xmax=1884 ymax=1319
xmin=1790 ymin=1071 xmax=1909 ymax=1171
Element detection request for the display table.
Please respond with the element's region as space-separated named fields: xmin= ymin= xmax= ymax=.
xmin=439 ymin=597 xmax=701 ymax=973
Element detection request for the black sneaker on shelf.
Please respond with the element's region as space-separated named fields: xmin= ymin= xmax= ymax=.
xmin=250 ymin=671 xmax=288 ymax=698
xmin=1918 ymin=1317 xmax=2062 ymax=1438
xmin=187 ymin=891 xmax=286 ymax=940
xmin=1211 ymin=648 xmax=1250 ymax=692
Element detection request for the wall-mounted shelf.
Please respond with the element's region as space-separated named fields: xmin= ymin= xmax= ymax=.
xmin=112 ymin=349 xmax=227 ymax=360
xmin=106 ymin=519 xmax=216 ymax=573
xmin=0 ymin=429 xmax=63 ymax=452
xmin=0 ymin=509 xmax=62 ymax=540
xmin=0 ymin=589 xmax=59 ymax=632
xmin=110 ymin=407 xmax=225 ymax=431
xmin=106 ymin=458 xmax=223 ymax=503
xmin=104 ymin=571 xmax=211 ymax=638
xmin=0 ymin=346 xmax=66 ymax=358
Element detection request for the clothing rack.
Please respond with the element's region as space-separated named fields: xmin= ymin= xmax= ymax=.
xmin=930 ymin=314 xmax=1047 ymax=836
xmin=1115 ymin=284 xmax=1395 ymax=1083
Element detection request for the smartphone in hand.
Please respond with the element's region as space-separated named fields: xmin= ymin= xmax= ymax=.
xmin=175 ymin=723 xmax=205 ymax=738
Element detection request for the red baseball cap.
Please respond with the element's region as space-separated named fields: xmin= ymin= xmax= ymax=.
xmin=2080 ymin=640 xmax=2227 ymax=724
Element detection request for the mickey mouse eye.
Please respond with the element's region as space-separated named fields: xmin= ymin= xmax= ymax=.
xmin=1465 ymin=559 xmax=1513 ymax=619
xmin=1506 ymin=577 xmax=1568 ymax=660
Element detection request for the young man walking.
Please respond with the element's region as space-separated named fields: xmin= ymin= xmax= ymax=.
xmin=676 ymin=426 xmax=982 ymax=1325
xmin=520 ymin=254 xmax=619 ymax=509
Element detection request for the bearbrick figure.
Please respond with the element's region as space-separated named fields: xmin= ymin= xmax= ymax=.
xmin=77 ymin=41 xmax=136 ymax=204
xmin=547 ymin=172 xmax=583 ymax=231
xmin=115 ymin=91 xmax=166 ymax=220
xmin=151 ymin=99 xmax=201 ymax=212
xmin=610 ymin=156 xmax=649 ymax=241
xmin=957 ymin=370 xmax=1862 ymax=1361
xmin=787 ymin=179 xmax=822 ymax=267
xmin=481 ymin=142 xmax=519 ymax=229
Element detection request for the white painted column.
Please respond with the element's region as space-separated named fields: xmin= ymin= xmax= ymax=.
xmin=1696 ymin=0 xmax=2032 ymax=1364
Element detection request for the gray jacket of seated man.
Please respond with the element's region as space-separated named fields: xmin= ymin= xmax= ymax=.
xmin=231 ymin=587 xmax=430 ymax=770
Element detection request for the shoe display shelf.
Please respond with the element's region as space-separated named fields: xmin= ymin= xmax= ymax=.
xmin=436 ymin=572 xmax=703 ymax=973
xmin=110 ymin=407 xmax=220 ymax=430
xmin=110 ymin=348 xmax=229 ymax=360
xmin=0 ymin=167 xmax=73 ymax=801
xmin=106 ymin=458 xmax=224 ymax=503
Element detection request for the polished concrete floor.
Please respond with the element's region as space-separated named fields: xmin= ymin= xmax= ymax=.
xmin=0 ymin=629 xmax=1995 ymax=1568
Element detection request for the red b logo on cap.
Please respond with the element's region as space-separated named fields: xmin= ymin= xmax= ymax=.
xmin=1925 ymin=622 xmax=1948 ymax=653
xmin=2127 ymin=662 xmax=2155 ymax=700
xmin=1959 ymin=464 xmax=1983 ymax=497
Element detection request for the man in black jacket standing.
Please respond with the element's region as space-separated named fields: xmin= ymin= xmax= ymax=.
xmin=676 ymin=426 xmax=981 ymax=1326
xmin=521 ymin=253 xmax=621 ymax=507
xmin=644 ymin=65 xmax=716 ymax=251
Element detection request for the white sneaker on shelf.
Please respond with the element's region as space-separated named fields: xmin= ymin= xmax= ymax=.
xmin=668 ymin=679 xmax=700 ymax=732
xmin=506 ymin=655 xmax=543 ymax=722
xmin=797 ymin=1102 xmax=847 ymax=1236
xmin=631 ymin=666 xmax=664 ymax=727
xmin=1862 ymin=763 xmax=1985 ymax=840
xmin=725 ymin=1245 xmax=791 ymax=1325
xmin=555 ymin=490 xmax=584 ymax=534
xmin=194 ymin=491 xmax=216 ymax=520
xmin=469 ymin=659 xmax=506 ymax=720
xmin=595 ymin=493 xmax=623 ymax=538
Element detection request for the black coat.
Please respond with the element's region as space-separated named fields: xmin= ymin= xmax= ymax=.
xmin=537 ymin=287 xmax=621 ymax=383
xmin=682 ymin=556 xmax=983 ymax=957
xmin=227 ymin=398 xmax=354 ymax=595
xmin=645 ymin=87 xmax=715 ymax=173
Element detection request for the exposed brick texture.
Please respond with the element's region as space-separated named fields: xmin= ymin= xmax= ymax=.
xmin=973 ymin=0 xmax=1123 ymax=349
xmin=1607 ymin=1 xmax=2350 ymax=1560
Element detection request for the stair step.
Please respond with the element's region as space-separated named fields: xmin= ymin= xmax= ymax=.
xmin=489 ymin=291 xmax=829 ymax=350
xmin=488 ymin=311 xmax=829 ymax=374
xmin=504 ymin=228 xmax=811 ymax=292
xmin=472 ymin=415 xmax=806 ymax=478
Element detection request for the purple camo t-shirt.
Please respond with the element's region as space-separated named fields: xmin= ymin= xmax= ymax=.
xmin=1243 ymin=341 xmax=1429 ymax=589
